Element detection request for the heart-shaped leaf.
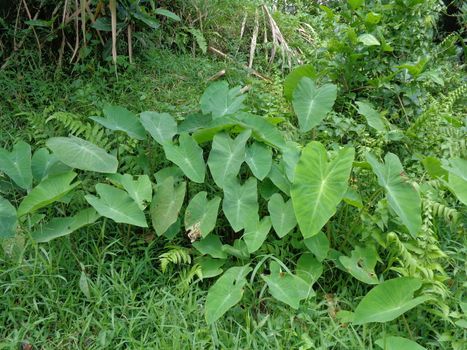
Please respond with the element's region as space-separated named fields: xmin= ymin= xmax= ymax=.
xmin=245 ymin=142 xmax=272 ymax=180
xmin=208 ymin=130 xmax=251 ymax=188
xmin=31 ymin=148 xmax=70 ymax=182
xmin=268 ymin=193 xmax=297 ymax=238
xmin=375 ymin=336 xmax=426 ymax=350
xmin=31 ymin=208 xmax=100 ymax=243
xmin=200 ymin=81 xmax=246 ymax=119
xmin=296 ymin=253 xmax=322 ymax=286
xmin=85 ymin=183 xmax=147 ymax=227
xmin=90 ymin=105 xmax=146 ymax=140
xmin=17 ymin=172 xmax=79 ymax=217
xmin=282 ymin=141 xmax=301 ymax=182
xmin=292 ymin=77 xmax=337 ymax=132
xmin=242 ymin=216 xmax=272 ymax=253
xmin=340 ymin=245 xmax=379 ymax=284
xmin=150 ymin=176 xmax=186 ymax=236
xmin=184 ymin=191 xmax=221 ymax=238
xmin=193 ymin=234 xmax=227 ymax=259
xmin=353 ymin=277 xmax=430 ymax=325
xmin=284 ymin=64 xmax=317 ymax=101
xmin=205 ymin=265 xmax=251 ymax=324
xmin=356 ymin=101 xmax=387 ymax=132
xmin=140 ymin=111 xmax=177 ymax=145
xmin=304 ymin=231 xmax=329 ymax=262
xmin=366 ymin=153 xmax=422 ymax=237
xmin=358 ymin=33 xmax=380 ymax=46
xmin=233 ymin=113 xmax=286 ymax=150
xmin=292 ymin=142 xmax=355 ymax=238
xmin=0 ymin=196 xmax=17 ymax=238
xmin=46 ymin=136 xmax=118 ymax=174
xmin=197 ymin=256 xmax=225 ymax=279
xmin=0 ymin=141 xmax=33 ymax=190
xmin=108 ymin=174 xmax=152 ymax=210
xmin=222 ymin=177 xmax=259 ymax=232
xmin=163 ymin=133 xmax=205 ymax=183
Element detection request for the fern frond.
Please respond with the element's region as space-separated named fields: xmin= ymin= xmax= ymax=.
xmin=159 ymin=246 xmax=192 ymax=273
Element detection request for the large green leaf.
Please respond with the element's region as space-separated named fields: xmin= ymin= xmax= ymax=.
xmin=208 ymin=130 xmax=251 ymax=188
xmin=358 ymin=33 xmax=380 ymax=46
xmin=31 ymin=148 xmax=70 ymax=182
xmin=242 ymin=216 xmax=272 ymax=253
xmin=442 ymin=157 xmax=467 ymax=205
xmin=282 ymin=141 xmax=301 ymax=182
xmin=17 ymin=172 xmax=79 ymax=217
xmin=304 ymin=231 xmax=329 ymax=262
xmin=205 ymin=265 xmax=251 ymax=324
xmin=184 ymin=191 xmax=221 ymax=238
xmin=0 ymin=141 xmax=33 ymax=190
xmin=0 ymin=196 xmax=17 ymax=238
xmin=262 ymin=261 xmax=309 ymax=309
xmin=85 ymin=183 xmax=147 ymax=227
xmin=140 ymin=111 xmax=177 ymax=145
xmin=375 ymin=336 xmax=426 ymax=350
xmin=292 ymin=77 xmax=337 ymax=132
xmin=296 ymin=253 xmax=322 ymax=286
xmin=108 ymin=174 xmax=152 ymax=210
xmin=222 ymin=177 xmax=259 ymax=232
xmin=366 ymin=153 xmax=422 ymax=237
xmin=193 ymin=234 xmax=227 ymax=259
xmin=150 ymin=176 xmax=186 ymax=236
xmin=90 ymin=105 xmax=146 ymax=140
xmin=233 ymin=113 xmax=286 ymax=150
xmin=200 ymin=81 xmax=246 ymax=119
xmin=268 ymin=193 xmax=297 ymax=238
xmin=356 ymin=101 xmax=387 ymax=132
xmin=46 ymin=136 xmax=118 ymax=174
xmin=292 ymin=142 xmax=355 ymax=238
xmin=283 ymin=64 xmax=317 ymax=101
xmin=353 ymin=277 xmax=430 ymax=325
xmin=340 ymin=245 xmax=379 ymax=284
xmin=245 ymin=142 xmax=272 ymax=181
xmin=31 ymin=208 xmax=100 ymax=243
xmin=163 ymin=133 xmax=205 ymax=183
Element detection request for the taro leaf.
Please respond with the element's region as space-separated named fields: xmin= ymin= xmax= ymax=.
xmin=358 ymin=33 xmax=380 ymax=46
xmin=178 ymin=113 xmax=212 ymax=133
xmin=292 ymin=142 xmax=355 ymax=238
xmin=353 ymin=277 xmax=430 ymax=325
xmin=304 ymin=231 xmax=329 ymax=262
xmin=90 ymin=105 xmax=146 ymax=140
xmin=296 ymin=253 xmax=323 ymax=286
xmin=208 ymin=130 xmax=251 ymax=188
xmin=200 ymin=81 xmax=246 ymax=119
xmin=422 ymin=157 xmax=448 ymax=180
xmin=292 ymin=77 xmax=337 ymax=132
xmin=343 ymin=187 xmax=363 ymax=208
xmin=193 ymin=234 xmax=227 ymax=259
xmin=245 ymin=142 xmax=272 ymax=181
xmin=205 ymin=265 xmax=251 ymax=324
xmin=348 ymin=0 xmax=365 ymax=10
xmin=192 ymin=117 xmax=237 ymax=144
xmin=268 ymin=162 xmax=291 ymax=196
xmin=0 ymin=141 xmax=33 ymax=190
xmin=356 ymin=101 xmax=387 ymax=132
xmin=150 ymin=176 xmax=186 ymax=236
xmin=375 ymin=336 xmax=426 ymax=350
xmin=340 ymin=245 xmax=379 ymax=284
xmin=268 ymin=193 xmax=297 ymax=238
xmin=46 ymin=136 xmax=118 ymax=174
xmin=184 ymin=191 xmax=221 ymax=238
xmin=233 ymin=113 xmax=286 ymax=150
xmin=164 ymin=218 xmax=181 ymax=240
xmin=140 ymin=111 xmax=177 ymax=145
xmin=154 ymin=166 xmax=184 ymax=184
xmin=31 ymin=148 xmax=70 ymax=182
xmin=197 ymin=256 xmax=225 ymax=279
xmin=222 ymin=177 xmax=259 ymax=232
xmin=17 ymin=172 xmax=79 ymax=217
xmin=366 ymin=153 xmax=422 ymax=237
xmin=283 ymin=64 xmax=317 ymax=101
xmin=163 ymin=133 xmax=205 ymax=183
xmin=441 ymin=157 xmax=467 ymax=180
xmin=242 ymin=216 xmax=272 ymax=253
xmin=221 ymin=239 xmax=250 ymax=260
xmin=282 ymin=141 xmax=301 ymax=182
xmin=447 ymin=173 xmax=467 ymax=205
xmin=85 ymin=183 xmax=147 ymax=227
xmin=262 ymin=262 xmax=309 ymax=309
xmin=0 ymin=196 xmax=17 ymax=238
xmin=31 ymin=208 xmax=100 ymax=243
xmin=108 ymin=174 xmax=152 ymax=210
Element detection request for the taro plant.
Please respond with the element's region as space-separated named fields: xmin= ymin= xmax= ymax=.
xmin=1 ymin=76 xmax=464 ymax=349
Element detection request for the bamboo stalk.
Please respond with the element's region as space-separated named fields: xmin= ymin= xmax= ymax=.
xmin=109 ymin=0 xmax=117 ymax=65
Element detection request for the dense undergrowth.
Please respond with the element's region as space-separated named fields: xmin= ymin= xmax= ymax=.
xmin=1 ymin=1 xmax=466 ymax=349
